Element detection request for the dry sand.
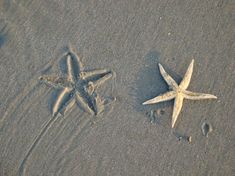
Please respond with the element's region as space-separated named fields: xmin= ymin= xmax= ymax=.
xmin=0 ymin=0 xmax=235 ymax=175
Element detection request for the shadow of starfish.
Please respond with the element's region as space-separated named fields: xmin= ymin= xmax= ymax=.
xmin=39 ymin=47 xmax=114 ymax=116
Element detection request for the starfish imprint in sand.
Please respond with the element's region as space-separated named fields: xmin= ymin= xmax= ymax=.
xmin=18 ymin=47 xmax=115 ymax=176
xmin=39 ymin=48 xmax=114 ymax=116
xmin=143 ymin=59 xmax=217 ymax=128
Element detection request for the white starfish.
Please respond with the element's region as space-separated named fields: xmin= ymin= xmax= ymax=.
xmin=143 ymin=59 xmax=217 ymax=128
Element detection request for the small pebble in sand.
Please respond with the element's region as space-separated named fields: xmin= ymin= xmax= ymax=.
xmin=201 ymin=122 xmax=213 ymax=137
xmin=148 ymin=109 xmax=165 ymax=124
xmin=157 ymin=109 xmax=165 ymax=116
xmin=148 ymin=110 xmax=156 ymax=123
xmin=187 ymin=136 xmax=192 ymax=143
xmin=175 ymin=133 xmax=191 ymax=143
xmin=179 ymin=136 xmax=191 ymax=143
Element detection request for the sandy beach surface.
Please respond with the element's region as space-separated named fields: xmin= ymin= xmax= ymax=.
xmin=0 ymin=0 xmax=235 ymax=175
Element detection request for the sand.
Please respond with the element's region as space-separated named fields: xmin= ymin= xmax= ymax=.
xmin=0 ymin=0 xmax=235 ymax=175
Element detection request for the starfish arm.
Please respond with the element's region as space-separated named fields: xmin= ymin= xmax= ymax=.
xmin=59 ymin=95 xmax=76 ymax=115
xmin=158 ymin=64 xmax=178 ymax=90
xmin=66 ymin=54 xmax=77 ymax=83
xmin=88 ymin=94 xmax=100 ymax=116
xmin=67 ymin=49 xmax=83 ymax=79
xmin=39 ymin=75 xmax=69 ymax=89
xmin=143 ymin=91 xmax=176 ymax=105
xmin=75 ymin=91 xmax=94 ymax=115
xmin=179 ymin=59 xmax=194 ymax=89
xmin=90 ymin=71 xmax=113 ymax=88
xmin=80 ymin=69 xmax=110 ymax=80
xmin=172 ymin=95 xmax=184 ymax=128
xmin=183 ymin=90 xmax=217 ymax=100
xmin=52 ymin=87 xmax=73 ymax=117
xmin=93 ymin=96 xmax=112 ymax=115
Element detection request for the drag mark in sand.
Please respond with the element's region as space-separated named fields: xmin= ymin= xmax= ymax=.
xmin=18 ymin=46 xmax=115 ymax=176
xmin=18 ymin=115 xmax=59 ymax=176
xmin=143 ymin=59 xmax=217 ymax=128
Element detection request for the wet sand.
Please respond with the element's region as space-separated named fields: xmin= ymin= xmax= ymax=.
xmin=0 ymin=0 xmax=234 ymax=175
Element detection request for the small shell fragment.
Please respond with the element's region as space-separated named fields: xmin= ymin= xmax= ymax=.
xmin=187 ymin=136 xmax=192 ymax=143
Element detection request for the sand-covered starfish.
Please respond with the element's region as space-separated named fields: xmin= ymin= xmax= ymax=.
xmin=39 ymin=48 xmax=113 ymax=116
xmin=143 ymin=59 xmax=217 ymax=128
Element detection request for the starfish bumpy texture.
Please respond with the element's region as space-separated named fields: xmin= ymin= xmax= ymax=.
xmin=143 ymin=59 xmax=217 ymax=128
xmin=39 ymin=48 xmax=113 ymax=116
